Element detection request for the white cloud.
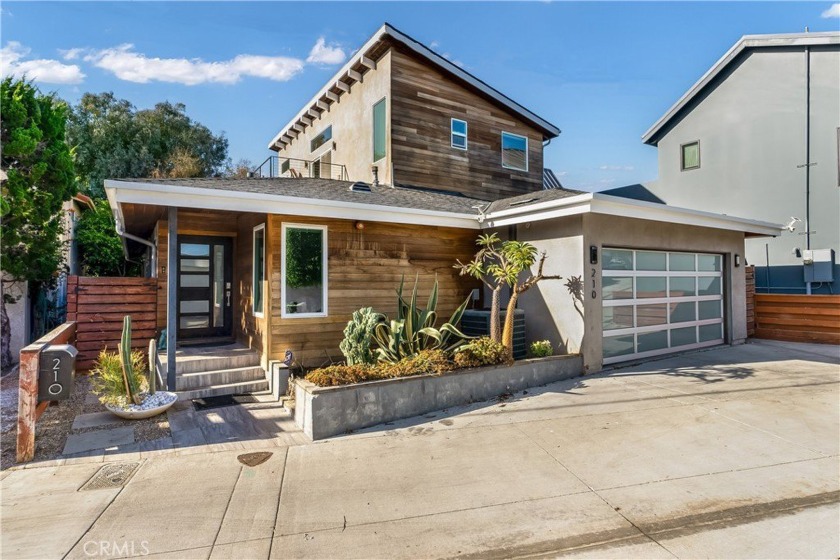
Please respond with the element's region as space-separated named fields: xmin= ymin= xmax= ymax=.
xmin=306 ymin=37 xmax=346 ymax=65
xmin=59 ymin=47 xmax=84 ymax=61
xmin=821 ymin=3 xmax=840 ymax=17
xmin=599 ymin=165 xmax=635 ymax=171
xmin=1 ymin=42 xmax=85 ymax=84
xmin=83 ymin=44 xmax=305 ymax=85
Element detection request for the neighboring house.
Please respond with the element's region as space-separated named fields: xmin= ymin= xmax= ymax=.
xmin=639 ymin=32 xmax=840 ymax=294
xmin=105 ymin=23 xmax=780 ymax=398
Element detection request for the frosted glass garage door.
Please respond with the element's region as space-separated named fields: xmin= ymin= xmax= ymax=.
xmin=602 ymin=248 xmax=724 ymax=364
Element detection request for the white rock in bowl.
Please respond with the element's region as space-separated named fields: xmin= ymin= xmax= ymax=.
xmin=106 ymin=391 xmax=178 ymax=420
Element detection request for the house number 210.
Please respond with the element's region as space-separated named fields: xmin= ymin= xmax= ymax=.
xmin=48 ymin=358 xmax=63 ymax=396
xmin=591 ymin=268 xmax=597 ymax=300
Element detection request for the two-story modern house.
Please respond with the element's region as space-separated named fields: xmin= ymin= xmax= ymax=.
xmin=639 ymin=32 xmax=840 ymax=294
xmin=104 ymin=23 xmax=779 ymax=400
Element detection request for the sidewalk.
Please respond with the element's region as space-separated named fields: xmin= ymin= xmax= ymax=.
xmin=2 ymin=340 xmax=838 ymax=559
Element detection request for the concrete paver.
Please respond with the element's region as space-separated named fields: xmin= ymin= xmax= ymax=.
xmin=62 ymin=426 xmax=135 ymax=455
xmin=71 ymin=411 xmax=122 ymax=430
xmin=2 ymin=341 xmax=838 ymax=559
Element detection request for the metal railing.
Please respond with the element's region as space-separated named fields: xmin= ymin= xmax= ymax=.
xmin=253 ymin=156 xmax=349 ymax=181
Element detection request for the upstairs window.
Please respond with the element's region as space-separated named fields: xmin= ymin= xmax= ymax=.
xmin=310 ymin=125 xmax=332 ymax=152
xmin=501 ymin=132 xmax=528 ymax=171
xmin=451 ymin=118 xmax=468 ymax=150
xmin=252 ymin=224 xmax=265 ymax=317
xmin=681 ymin=141 xmax=700 ymax=171
xmin=373 ymin=98 xmax=387 ymax=162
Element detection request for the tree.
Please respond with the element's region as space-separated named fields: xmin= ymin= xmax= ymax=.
xmin=75 ymin=199 xmax=132 ymax=277
xmin=1 ymin=78 xmax=76 ymax=367
xmin=455 ymin=233 xmax=561 ymax=358
xmin=66 ymin=93 xmax=228 ymax=197
xmin=224 ymin=158 xmax=254 ymax=179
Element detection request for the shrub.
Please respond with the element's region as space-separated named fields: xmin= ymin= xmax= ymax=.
xmin=307 ymin=350 xmax=456 ymax=387
xmin=530 ymin=340 xmax=553 ymax=358
xmin=453 ymin=337 xmax=509 ymax=369
xmin=339 ymin=307 xmax=382 ymax=366
xmin=306 ymin=364 xmax=377 ymax=387
xmin=91 ymin=348 xmax=148 ymax=407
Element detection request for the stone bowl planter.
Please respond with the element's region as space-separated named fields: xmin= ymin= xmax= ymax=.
xmin=105 ymin=391 xmax=178 ymax=420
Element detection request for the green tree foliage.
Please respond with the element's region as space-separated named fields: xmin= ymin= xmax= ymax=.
xmin=75 ymin=199 xmax=133 ymax=277
xmin=67 ymin=93 xmax=228 ymax=197
xmin=0 ymin=78 xmax=76 ymax=366
xmin=285 ymin=228 xmax=323 ymax=288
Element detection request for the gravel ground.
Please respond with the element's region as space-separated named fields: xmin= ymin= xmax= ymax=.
xmin=1 ymin=368 xmax=171 ymax=470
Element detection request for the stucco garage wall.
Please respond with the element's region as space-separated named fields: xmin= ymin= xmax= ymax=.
xmin=582 ymin=213 xmax=747 ymax=372
xmin=513 ymin=216 xmax=585 ymax=358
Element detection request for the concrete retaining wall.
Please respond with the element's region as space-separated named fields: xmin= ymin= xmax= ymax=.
xmin=294 ymin=354 xmax=583 ymax=440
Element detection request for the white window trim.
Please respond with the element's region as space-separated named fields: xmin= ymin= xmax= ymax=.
xmin=501 ymin=131 xmax=529 ymax=172
xmin=451 ymin=118 xmax=468 ymax=151
xmin=252 ymin=223 xmax=265 ymax=318
xmin=281 ymin=223 xmax=328 ymax=319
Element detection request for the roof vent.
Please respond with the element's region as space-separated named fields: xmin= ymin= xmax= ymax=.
xmin=349 ymin=182 xmax=372 ymax=193
xmin=509 ymin=198 xmax=537 ymax=207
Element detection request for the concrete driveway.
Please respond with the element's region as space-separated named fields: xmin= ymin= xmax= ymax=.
xmin=2 ymin=340 xmax=838 ymax=559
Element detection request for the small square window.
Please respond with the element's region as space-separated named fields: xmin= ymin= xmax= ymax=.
xmin=451 ymin=118 xmax=468 ymax=150
xmin=501 ymin=132 xmax=528 ymax=171
xmin=681 ymin=141 xmax=700 ymax=171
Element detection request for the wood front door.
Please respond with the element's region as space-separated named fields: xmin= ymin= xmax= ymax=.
xmin=177 ymin=236 xmax=233 ymax=340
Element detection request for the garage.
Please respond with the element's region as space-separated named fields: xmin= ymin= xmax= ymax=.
xmin=601 ymin=247 xmax=725 ymax=364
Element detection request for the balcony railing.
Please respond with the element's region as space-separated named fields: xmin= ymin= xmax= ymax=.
xmin=253 ymin=156 xmax=349 ymax=181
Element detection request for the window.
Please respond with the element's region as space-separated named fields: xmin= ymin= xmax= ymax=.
xmin=252 ymin=224 xmax=265 ymax=317
xmin=310 ymin=125 xmax=332 ymax=153
xmin=372 ymin=98 xmax=386 ymax=162
xmin=280 ymin=159 xmax=290 ymax=174
xmin=501 ymin=132 xmax=528 ymax=171
xmin=681 ymin=141 xmax=700 ymax=170
xmin=451 ymin=118 xmax=468 ymax=150
xmin=282 ymin=224 xmax=327 ymax=318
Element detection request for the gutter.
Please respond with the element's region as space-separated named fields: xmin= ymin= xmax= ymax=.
xmin=114 ymin=213 xmax=157 ymax=277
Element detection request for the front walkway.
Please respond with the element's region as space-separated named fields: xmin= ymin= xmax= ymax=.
xmin=2 ymin=340 xmax=838 ymax=559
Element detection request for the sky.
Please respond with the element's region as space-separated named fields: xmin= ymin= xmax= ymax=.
xmin=2 ymin=1 xmax=838 ymax=191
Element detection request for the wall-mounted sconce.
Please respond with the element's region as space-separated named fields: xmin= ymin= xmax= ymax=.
xmin=332 ymin=141 xmax=337 ymax=150
xmin=354 ymin=221 xmax=365 ymax=230
xmin=589 ymin=245 xmax=598 ymax=265
xmin=734 ymin=254 xmax=741 ymax=267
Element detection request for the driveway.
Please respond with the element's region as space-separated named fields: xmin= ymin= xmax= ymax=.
xmin=2 ymin=340 xmax=838 ymax=559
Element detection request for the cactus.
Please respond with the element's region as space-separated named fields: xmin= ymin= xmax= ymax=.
xmin=118 ymin=316 xmax=143 ymax=405
xmin=339 ymin=307 xmax=382 ymax=366
xmin=147 ymin=339 xmax=157 ymax=395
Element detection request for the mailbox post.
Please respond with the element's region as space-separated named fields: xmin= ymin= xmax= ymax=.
xmin=38 ymin=344 xmax=77 ymax=402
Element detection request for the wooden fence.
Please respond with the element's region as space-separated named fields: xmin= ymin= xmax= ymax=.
xmin=745 ymin=266 xmax=755 ymax=337
xmin=754 ymin=294 xmax=840 ymax=345
xmin=66 ymin=276 xmax=158 ymax=371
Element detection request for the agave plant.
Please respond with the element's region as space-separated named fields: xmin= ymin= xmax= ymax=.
xmin=372 ymin=276 xmax=472 ymax=363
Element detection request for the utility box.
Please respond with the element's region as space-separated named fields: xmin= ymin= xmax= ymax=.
xmin=38 ymin=344 xmax=77 ymax=402
xmin=803 ymin=249 xmax=835 ymax=283
xmin=461 ymin=309 xmax=526 ymax=360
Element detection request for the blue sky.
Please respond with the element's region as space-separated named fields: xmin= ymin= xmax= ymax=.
xmin=3 ymin=2 xmax=838 ymax=191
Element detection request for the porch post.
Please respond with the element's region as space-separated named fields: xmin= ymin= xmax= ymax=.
xmin=166 ymin=207 xmax=177 ymax=391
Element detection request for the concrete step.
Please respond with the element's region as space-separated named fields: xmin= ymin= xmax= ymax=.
xmin=175 ymin=379 xmax=270 ymax=401
xmin=160 ymin=344 xmax=260 ymax=375
xmin=175 ymin=365 xmax=266 ymax=391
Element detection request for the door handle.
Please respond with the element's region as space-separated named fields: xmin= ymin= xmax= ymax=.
xmin=226 ymin=290 xmax=231 ymax=307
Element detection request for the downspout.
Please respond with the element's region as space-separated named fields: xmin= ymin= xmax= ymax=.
xmin=114 ymin=217 xmax=157 ymax=278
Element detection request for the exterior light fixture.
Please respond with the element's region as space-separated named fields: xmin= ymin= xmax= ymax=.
xmin=734 ymin=254 xmax=741 ymax=267
xmin=355 ymin=221 xmax=365 ymax=230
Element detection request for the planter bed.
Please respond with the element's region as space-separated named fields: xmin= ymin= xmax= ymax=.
xmin=294 ymin=354 xmax=583 ymax=440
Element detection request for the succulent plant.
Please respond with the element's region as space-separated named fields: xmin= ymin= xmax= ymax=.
xmin=118 ymin=315 xmax=143 ymax=405
xmin=340 ymin=307 xmax=383 ymax=366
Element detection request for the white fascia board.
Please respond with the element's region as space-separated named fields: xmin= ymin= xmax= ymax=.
xmin=643 ymin=32 xmax=839 ymax=145
xmin=590 ymin=193 xmax=782 ymax=236
xmin=481 ymin=193 xmax=593 ymax=228
xmin=104 ymin=180 xmax=480 ymax=230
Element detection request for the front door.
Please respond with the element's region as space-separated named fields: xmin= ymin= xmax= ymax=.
xmin=177 ymin=236 xmax=233 ymax=340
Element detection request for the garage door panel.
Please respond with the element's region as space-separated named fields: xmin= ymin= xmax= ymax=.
xmin=603 ymin=248 xmax=725 ymax=365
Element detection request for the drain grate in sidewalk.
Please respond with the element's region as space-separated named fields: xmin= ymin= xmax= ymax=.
xmin=79 ymin=462 xmax=141 ymax=491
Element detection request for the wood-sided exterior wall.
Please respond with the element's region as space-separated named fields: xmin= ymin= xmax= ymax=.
xmin=154 ymin=209 xmax=271 ymax=361
xmin=389 ymin=47 xmax=546 ymax=200
xmin=152 ymin=207 xmax=479 ymax=367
